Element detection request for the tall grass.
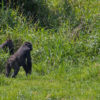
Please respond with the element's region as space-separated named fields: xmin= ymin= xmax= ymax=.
xmin=0 ymin=0 xmax=100 ymax=74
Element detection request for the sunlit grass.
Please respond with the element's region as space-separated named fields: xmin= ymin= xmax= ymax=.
xmin=0 ymin=62 xmax=100 ymax=100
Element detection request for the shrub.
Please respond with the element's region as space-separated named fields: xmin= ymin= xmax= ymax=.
xmin=0 ymin=51 xmax=9 ymax=73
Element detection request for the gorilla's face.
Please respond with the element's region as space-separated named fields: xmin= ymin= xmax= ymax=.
xmin=24 ymin=42 xmax=32 ymax=51
xmin=29 ymin=44 xmax=32 ymax=51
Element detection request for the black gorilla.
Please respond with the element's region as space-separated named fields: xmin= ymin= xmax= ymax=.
xmin=0 ymin=39 xmax=14 ymax=55
xmin=6 ymin=42 xmax=32 ymax=78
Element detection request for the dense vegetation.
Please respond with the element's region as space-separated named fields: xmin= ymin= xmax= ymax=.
xmin=0 ymin=0 xmax=100 ymax=99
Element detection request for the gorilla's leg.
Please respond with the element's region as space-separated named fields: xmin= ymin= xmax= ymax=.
xmin=23 ymin=63 xmax=28 ymax=76
xmin=6 ymin=64 xmax=11 ymax=77
xmin=12 ymin=66 xmax=20 ymax=78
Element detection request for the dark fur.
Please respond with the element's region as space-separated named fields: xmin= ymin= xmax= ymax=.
xmin=0 ymin=39 xmax=14 ymax=55
xmin=6 ymin=42 xmax=32 ymax=78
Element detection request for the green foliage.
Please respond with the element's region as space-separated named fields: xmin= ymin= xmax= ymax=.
xmin=0 ymin=51 xmax=9 ymax=73
xmin=0 ymin=0 xmax=99 ymax=74
xmin=0 ymin=0 xmax=100 ymax=99
xmin=0 ymin=8 xmax=24 ymax=35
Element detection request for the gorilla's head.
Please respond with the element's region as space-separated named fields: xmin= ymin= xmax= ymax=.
xmin=6 ymin=40 xmax=14 ymax=54
xmin=7 ymin=40 xmax=14 ymax=48
xmin=24 ymin=42 xmax=32 ymax=51
xmin=0 ymin=39 xmax=14 ymax=54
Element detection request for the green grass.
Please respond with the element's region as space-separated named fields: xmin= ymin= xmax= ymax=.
xmin=0 ymin=61 xmax=100 ymax=100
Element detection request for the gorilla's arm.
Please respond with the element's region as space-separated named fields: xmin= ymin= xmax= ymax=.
xmin=26 ymin=51 xmax=32 ymax=74
xmin=0 ymin=42 xmax=7 ymax=48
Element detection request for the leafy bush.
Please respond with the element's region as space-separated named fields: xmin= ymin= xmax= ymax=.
xmin=0 ymin=0 xmax=99 ymax=74
xmin=0 ymin=51 xmax=9 ymax=73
